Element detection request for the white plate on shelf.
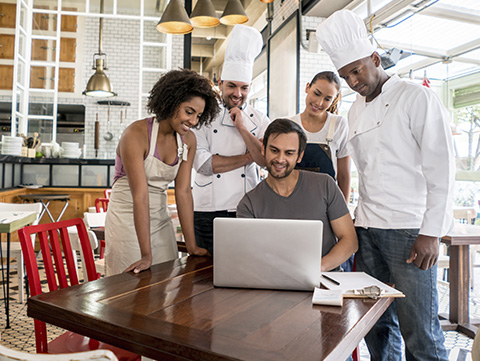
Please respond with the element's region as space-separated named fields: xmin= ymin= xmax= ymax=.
xmin=19 ymin=184 xmax=43 ymax=189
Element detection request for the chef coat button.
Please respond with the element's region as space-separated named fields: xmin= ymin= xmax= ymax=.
xmin=241 ymin=174 xmax=245 ymax=178
xmin=213 ymin=129 xmax=218 ymax=133
xmin=377 ymin=121 xmax=380 ymax=125
xmin=385 ymin=104 xmax=389 ymax=107
xmin=354 ymin=131 xmax=357 ymax=134
xmin=250 ymin=114 xmax=254 ymax=117
xmin=216 ymin=174 xmax=221 ymax=178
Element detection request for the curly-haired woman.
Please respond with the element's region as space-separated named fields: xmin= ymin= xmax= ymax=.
xmin=105 ymin=69 xmax=220 ymax=275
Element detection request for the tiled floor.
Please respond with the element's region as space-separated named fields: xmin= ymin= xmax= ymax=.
xmin=0 ymin=259 xmax=477 ymax=360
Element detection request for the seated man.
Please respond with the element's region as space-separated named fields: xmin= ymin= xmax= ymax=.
xmin=237 ymin=118 xmax=358 ymax=271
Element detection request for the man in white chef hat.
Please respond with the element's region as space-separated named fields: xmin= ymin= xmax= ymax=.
xmin=316 ymin=9 xmax=453 ymax=361
xmin=192 ymin=24 xmax=270 ymax=255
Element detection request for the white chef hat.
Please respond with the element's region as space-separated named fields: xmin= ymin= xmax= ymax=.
xmin=221 ymin=25 xmax=263 ymax=84
xmin=316 ymin=10 xmax=376 ymax=71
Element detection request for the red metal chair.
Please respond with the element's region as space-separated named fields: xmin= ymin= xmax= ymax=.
xmin=104 ymin=189 xmax=112 ymax=199
xmin=18 ymin=218 xmax=139 ymax=361
xmin=95 ymin=198 xmax=109 ymax=213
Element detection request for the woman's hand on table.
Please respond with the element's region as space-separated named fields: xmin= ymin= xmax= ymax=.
xmin=187 ymin=245 xmax=211 ymax=257
xmin=124 ymin=256 xmax=152 ymax=274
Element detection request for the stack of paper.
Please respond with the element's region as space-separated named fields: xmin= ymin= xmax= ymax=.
xmin=312 ymin=288 xmax=343 ymax=306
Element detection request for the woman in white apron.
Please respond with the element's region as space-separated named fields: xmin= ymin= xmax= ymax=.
xmin=105 ymin=69 xmax=220 ymax=275
xmin=290 ymin=71 xmax=351 ymax=201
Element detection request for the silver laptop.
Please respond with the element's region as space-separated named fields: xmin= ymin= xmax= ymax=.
xmin=213 ymin=218 xmax=323 ymax=291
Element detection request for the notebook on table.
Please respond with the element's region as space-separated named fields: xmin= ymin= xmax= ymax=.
xmin=213 ymin=218 xmax=323 ymax=291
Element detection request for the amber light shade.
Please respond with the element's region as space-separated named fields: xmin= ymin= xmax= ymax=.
xmin=260 ymin=0 xmax=274 ymax=3
xmin=220 ymin=0 xmax=248 ymax=25
xmin=157 ymin=0 xmax=194 ymax=34
xmin=190 ymin=0 xmax=220 ymax=28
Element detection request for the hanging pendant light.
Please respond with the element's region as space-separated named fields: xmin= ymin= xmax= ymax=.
xmin=260 ymin=0 xmax=274 ymax=3
xmin=83 ymin=0 xmax=116 ymax=97
xmin=220 ymin=0 xmax=248 ymax=25
xmin=190 ymin=0 xmax=220 ymax=28
xmin=156 ymin=0 xmax=194 ymax=35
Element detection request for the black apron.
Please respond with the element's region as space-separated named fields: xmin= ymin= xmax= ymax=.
xmin=296 ymin=143 xmax=335 ymax=179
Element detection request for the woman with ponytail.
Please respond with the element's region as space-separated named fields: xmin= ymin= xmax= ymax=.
xmin=290 ymin=71 xmax=351 ymax=201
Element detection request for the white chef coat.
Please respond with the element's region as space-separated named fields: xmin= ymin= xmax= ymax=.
xmin=348 ymin=75 xmax=455 ymax=237
xmin=192 ymin=103 xmax=270 ymax=212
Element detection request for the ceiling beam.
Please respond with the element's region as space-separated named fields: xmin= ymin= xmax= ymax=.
xmin=395 ymin=58 xmax=441 ymax=77
xmin=374 ymin=40 xmax=446 ymax=59
xmin=192 ymin=44 xmax=214 ymax=57
xmin=447 ymin=38 xmax=480 ymax=58
xmin=365 ymin=0 xmax=417 ymax=30
xmin=192 ymin=25 xmax=228 ymax=39
xmin=421 ymin=5 xmax=480 ymax=26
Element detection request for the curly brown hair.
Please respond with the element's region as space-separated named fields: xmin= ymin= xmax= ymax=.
xmin=147 ymin=69 xmax=220 ymax=127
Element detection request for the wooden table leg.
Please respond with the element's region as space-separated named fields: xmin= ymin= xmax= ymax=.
xmin=449 ymin=245 xmax=469 ymax=325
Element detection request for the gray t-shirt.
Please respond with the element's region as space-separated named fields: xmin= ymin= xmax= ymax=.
xmin=237 ymin=170 xmax=349 ymax=256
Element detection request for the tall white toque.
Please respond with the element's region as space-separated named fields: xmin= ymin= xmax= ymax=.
xmin=221 ymin=24 xmax=263 ymax=83
xmin=316 ymin=10 xmax=376 ymax=71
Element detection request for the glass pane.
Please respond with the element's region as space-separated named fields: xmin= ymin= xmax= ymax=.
xmin=109 ymin=165 xmax=115 ymax=186
xmin=82 ymin=165 xmax=108 ymax=187
xmin=141 ymin=96 xmax=149 ymax=119
xmin=143 ymin=45 xmax=167 ymax=69
xmin=143 ymin=21 xmax=167 ymax=43
xmin=31 ymin=39 xmax=56 ymax=62
xmin=19 ymin=3 xmax=28 ymax=30
xmin=15 ymin=89 xmax=24 ymax=113
xmin=29 ymin=103 xmax=54 ymax=116
xmin=30 ymin=66 xmax=56 ymax=90
xmin=117 ymin=1 xmax=140 ymax=16
xmin=14 ymin=163 xmax=21 ymax=186
xmin=29 ymin=90 xmax=55 ymax=106
xmin=62 ymin=1 xmax=86 ymax=12
xmin=144 ymin=0 xmax=164 ymax=17
xmin=142 ymin=71 xmax=164 ymax=94
xmin=52 ymin=165 xmax=78 ymax=186
xmin=28 ymin=117 xmax=53 ymax=143
xmin=89 ymin=0 xmax=114 ymax=14
xmin=23 ymin=164 xmax=50 ymax=185
xmin=18 ymin=32 xmax=27 ymax=59
xmin=4 ymin=163 xmax=12 ymax=188
xmin=16 ymin=61 xmax=25 ymax=87
xmin=33 ymin=0 xmax=54 ymax=9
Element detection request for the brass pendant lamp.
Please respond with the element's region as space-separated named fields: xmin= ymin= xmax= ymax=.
xmin=83 ymin=0 xmax=116 ymax=97
xmin=220 ymin=0 xmax=248 ymax=26
xmin=190 ymin=0 xmax=220 ymax=28
xmin=156 ymin=0 xmax=194 ymax=34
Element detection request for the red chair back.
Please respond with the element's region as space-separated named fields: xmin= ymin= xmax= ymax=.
xmin=104 ymin=189 xmax=112 ymax=199
xmin=95 ymin=198 xmax=109 ymax=213
xmin=18 ymin=218 xmax=100 ymax=353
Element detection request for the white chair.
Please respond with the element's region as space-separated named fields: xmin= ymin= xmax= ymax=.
xmin=0 ymin=202 xmax=42 ymax=303
xmin=0 ymin=342 xmax=118 ymax=361
xmin=84 ymin=212 xmax=106 ymax=275
xmin=67 ymin=223 xmax=99 ymax=282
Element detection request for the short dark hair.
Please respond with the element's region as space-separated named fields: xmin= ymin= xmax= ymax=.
xmin=263 ymin=118 xmax=307 ymax=155
xmin=147 ymin=69 xmax=220 ymax=127
xmin=309 ymin=71 xmax=342 ymax=114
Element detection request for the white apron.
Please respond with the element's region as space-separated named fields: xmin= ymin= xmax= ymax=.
xmin=105 ymin=120 xmax=183 ymax=276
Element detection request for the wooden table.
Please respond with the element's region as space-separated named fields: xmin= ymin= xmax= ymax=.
xmin=440 ymin=223 xmax=480 ymax=337
xmin=28 ymin=256 xmax=393 ymax=360
xmin=0 ymin=211 xmax=37 ymax=328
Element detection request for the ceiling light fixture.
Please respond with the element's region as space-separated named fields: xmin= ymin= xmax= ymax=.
xmin=190 ymin=0 xmax=220 ymax=28
xmin=156 ymin=0 xmax=194 ymax=34
xmin=220 ymin=0 xmax=248 ymax=25
xmin=83 ymin=0 xmax=116 ymax=97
